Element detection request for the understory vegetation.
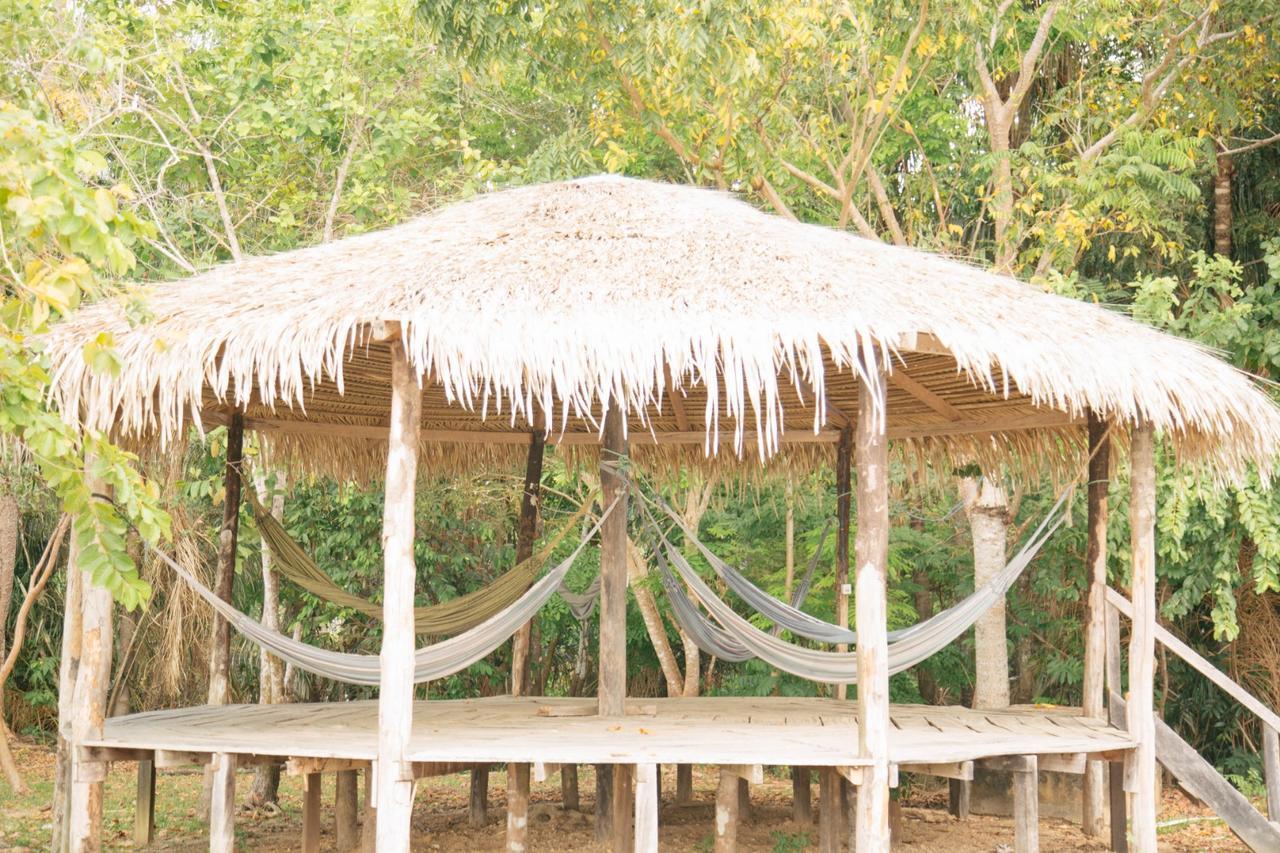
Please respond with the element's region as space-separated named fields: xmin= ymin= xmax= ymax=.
xmin=1 ymin=0 xmax=1279 ymax=811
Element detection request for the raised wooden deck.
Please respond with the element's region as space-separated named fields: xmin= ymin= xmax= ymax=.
xmin=87 ymin=696 xmax=1134 ymax=768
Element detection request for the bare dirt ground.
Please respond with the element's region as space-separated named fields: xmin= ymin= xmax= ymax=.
xmin=0 ymin=739 xmax=1245 ymax=851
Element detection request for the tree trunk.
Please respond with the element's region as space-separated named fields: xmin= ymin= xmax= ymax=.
xmin=0 ymin=488 xmax=20 ymax=793
xmin=628 ymin=538 xmax=683 ymax=697
xmin=834 ymin=427 xmax=852 ymax=700
xmin=249 ymin=468 xmax=287 ymax=808
xmin=53 ymin=521 xmax=85 ymax=852
xmin=961 ymin=477 xmax=1010 ymax=710
xmin=1214 ymin=142 xmax=1234 ymax=258
xmin=201 ymin=412 xmax=244 ymax=815
xmin=910 ymin=517 xmax=941 ymax=705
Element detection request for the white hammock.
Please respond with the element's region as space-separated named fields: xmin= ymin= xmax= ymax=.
xmin=150 ymin=497 xmax=619 ymax=686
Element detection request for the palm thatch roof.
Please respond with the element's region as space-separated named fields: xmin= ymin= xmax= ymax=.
xmin=44 ymin=175 xmax=1280 ymax=481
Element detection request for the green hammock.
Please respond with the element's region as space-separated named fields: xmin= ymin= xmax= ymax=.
xmin=245 ymin=489 xmax=589 ymax=636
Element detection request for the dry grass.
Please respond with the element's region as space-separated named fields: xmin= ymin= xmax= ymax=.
xmin=43 ymin=175 xmax=1280 ymax=482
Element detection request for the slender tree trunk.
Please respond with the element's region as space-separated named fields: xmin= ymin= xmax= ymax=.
xmin=201 ymin=413 xmax=244 ymax=814
xmin=0 ymin=488 xmax=20 ymax=793
xmin=835 ymin=427 xmax=852 ymax=700
xmin=628 ymin=538 xmax=683 ymax=696
xmin=249 ymin=468 xmax=287 ymax=809
xmin=961 ymin=477 xmax=1010 ymax=710
xmin=910 ymin=516 xmax=940 ymax=705
xmin=1213 ymin=142 xmax=1234 ymax=258
xmin=53 ymin=523 xmax=85 ymax=852
xmin=784 ymin=479 xmax=796 ymax=602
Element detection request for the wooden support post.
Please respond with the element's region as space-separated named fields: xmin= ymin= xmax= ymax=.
xmin=792 ymin=766 xmax=812 ymax=823
xmin=834 ymin=426 xmax=852 ymax=701
xmin=1106 ymin=606 xmax=1128 ymax=853
xmin=469 ymin=766 xmax=489 ymax=826
xmin=855 ymin=375 xmax=892 ymax=852
xmin=948 ymin=778 xmax=971 ymax=818
xmin=53 ymin=513 xmax=84 ymax=853
xmin=818 ymin=766 xmax=841 ymax=853
xmin=1082 ymin=412 xmax=1111 ymax=837
xmin=209 ymin=753 xmax=237 ymax=853
xmin=208 ymin=412 xmax=243 ymax=708
xmin=511 ymin=430 xmax=546 ymax=697
xmin=1012 ymin=756 xmax=1040 ymax=853
xmin=562 ymin=764 xmax=580 ymax=811
xmin=361 ymin=766 xmax=376 ymax=853
xmin=635 ymin=763 xmax=658 ymax=853
xmin=510 ymin=434 xmax=539 ymax=853
xmin=68 ymin=469 xmax=113 ymax=853
xmin=303 ymin=771 xmax=322 ymax=853
xmin=135 ymin=759 xmax=156 ymax=846
xmin=1127 ymin=422 xmax=1157 ymax=853
xmin=715 ymin=767 xmax=739 ymax=853
xmin=375 ymin=342 xmax=422 ymax=851
xmin=1264 ymin=727 xmax=1280 ymax=821
xmin=599 ymin=405 xmax=629 ymax=717
xmin=336 ymin=768 xmax=360 ymax=850
xmin=611 ymin=765 xmax=634 ymax=853
xmin=676 ymin=764 xmax=693 ymax=804
xmin=594 ymin=763 xmax=613 ymax=843
xmin=507 ymin=763 xmax=530 ymax=853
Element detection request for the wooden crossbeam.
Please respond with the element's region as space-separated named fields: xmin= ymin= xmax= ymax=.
xmin=154 ymin=749 xmax=210 ymax=768
xmin=206 ymin=410 xmax=1079 ymax=445
xmin=887 ymin=369 xmax=964 ymax=421
xmin=898 ymin=760 xmax=974 ymax=781
xmin=287 ymin=757 xmax=368 ymax=776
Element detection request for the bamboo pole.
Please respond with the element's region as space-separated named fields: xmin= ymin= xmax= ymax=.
xmin=854 ymin=375 xmax=892 ymax=851
xmin=1127 ymin=422 xmax=1157 ymax=852
xmin=1082 ymin=412 xmax=1111 ymax=836
xmin=374 ymin=341 xmax=422 ymax=850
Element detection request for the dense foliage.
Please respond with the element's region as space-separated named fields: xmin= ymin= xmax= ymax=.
xmin=1 ymin=0 xmax=1278 ymax=782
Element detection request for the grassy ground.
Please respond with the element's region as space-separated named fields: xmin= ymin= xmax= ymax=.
xmin=0 ymin=738 xmax=1246 ymax=851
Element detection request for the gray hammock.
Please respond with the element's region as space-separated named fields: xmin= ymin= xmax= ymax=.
xmin=656 ymin=550 xmax=752 ymax=662
xmin=149 ymin=497 xmax=619 ymax=686
xmin=559 ymin=575 xmax=600 ymax=620
xmin=644 ymin=488 xmax=1068 ymax=683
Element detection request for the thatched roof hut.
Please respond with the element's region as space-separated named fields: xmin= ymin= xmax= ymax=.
xmin=44 ymin=174 xmax=1280 ymax=479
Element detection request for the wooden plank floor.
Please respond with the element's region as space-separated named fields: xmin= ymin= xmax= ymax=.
xmin=88 ymin=696 xmax=1134 ymax=767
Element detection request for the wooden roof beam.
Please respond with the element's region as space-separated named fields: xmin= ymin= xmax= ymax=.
xmin=887 ymin=369 xmax=965 ymax=421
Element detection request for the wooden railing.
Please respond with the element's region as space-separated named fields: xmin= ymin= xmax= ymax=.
xmin=1105 ymin=586 xmax=1280 ymax=822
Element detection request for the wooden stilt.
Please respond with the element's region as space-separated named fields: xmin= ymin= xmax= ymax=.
xmin=948 ymin=778 xmax=970 ymax=819
xmin=469 ymin=766 xmax=489 ymax=825
xmin=375 ymin=341 xmax=422 ymax=851
xmin=737 ymin=776 xmax=752 ymax=823
xmin=1013 ymin=756 xmax=1040 ymax=853
xmin=676 ymin=764 xmax=693 ymax=804
xmin=1082 ymin=412 xmax=1111 ymax=837
xmin=302 ymin=771 xmax=322 ymax=853
xmin=834 ymin=427 xmax=852 ymax=701
xmin=68 ymin=468 xmax=113 ymax=853
xmin=506 ymin=763 xmax=531 ymax=852
xmin=135 ymin=759 xmax=156 ymax=845
xmin=818 ymin=766 xmax=840 ymax=853
xmin=792 ymin=766 xmax=812 ymax=823
xmin=594 ymin=763 xmax=613 ymax=843
xmin=599 ymin=405 xmax=629 ymax=717
xmin=562 ymin=764 xmax=580 ymax=811
xmin=1127 ymin=422 xmax=1157 ymax=853
xmin=854 ymin=375 xmax=892 ymax=852
xmin=361 ymin=767 xmax=376 ymax=853
xmin=336 ymin=768 xmax=359 ymax=850
xmin=208 ymin=753 xmax=237 ymax=853
xmin=714 ymin=767 xmax=739 ymax=853
xmin=611 ymin=764 xmax=634 ymax=853
xmin=635 ymin=763 xmax=659 ymax=853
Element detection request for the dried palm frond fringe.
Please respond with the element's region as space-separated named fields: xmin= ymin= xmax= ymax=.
xmin=42 ymin=175 xmax=1280 ymax=484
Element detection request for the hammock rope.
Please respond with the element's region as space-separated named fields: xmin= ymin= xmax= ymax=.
xmin=246 ymin=488 xmax=590 ymax=635
xmin=150 ymin=496 xmax=620 ymax=686
xmin=638 ymin=485 xmax=1071 ymax=684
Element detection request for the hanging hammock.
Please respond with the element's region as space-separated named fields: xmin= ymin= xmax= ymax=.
xmin=641 ymin=486 xmax=1070 ymax=684
xmin=245 ymin=488 xmax=590 ymax=635
xmin=148 ymin=496 xmax=620 ymax=686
